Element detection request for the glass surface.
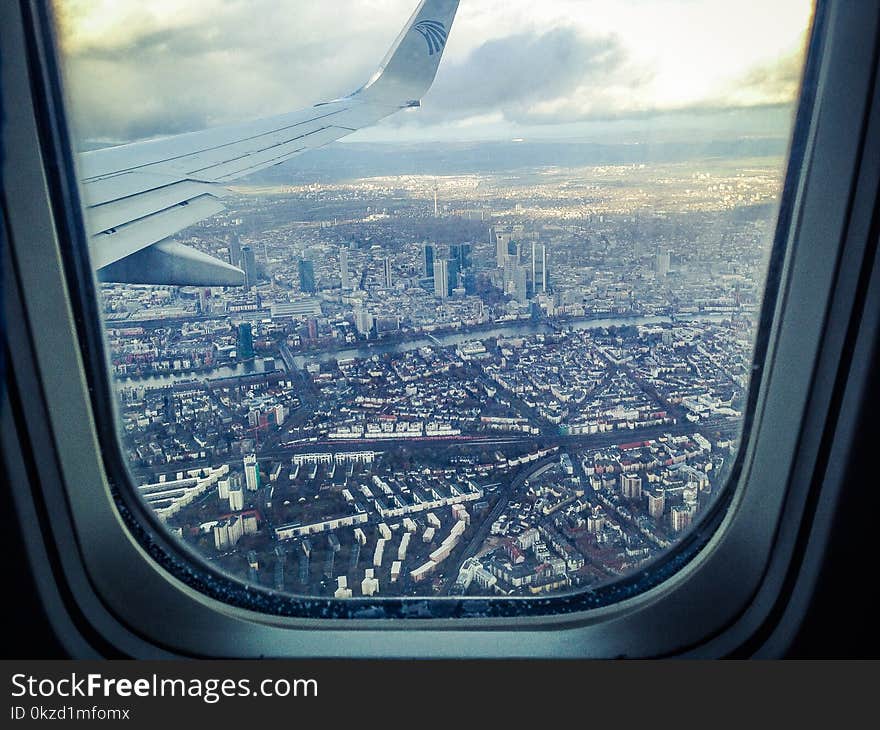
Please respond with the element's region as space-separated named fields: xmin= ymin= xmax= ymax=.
xmin=54 ymin=0 xmax=813 ymax=599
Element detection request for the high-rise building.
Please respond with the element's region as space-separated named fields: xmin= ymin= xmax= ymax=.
xmin=228 ymin=233 xmax=241 ymax=267
xmin=434 ymin=259 xmax=458 ymax=299
xmin=241 ymin=245 xmax=257 ymax=290
xmin=383 ymin=256 xmax=393 ymax=289
xmin=446 ymin=257 xmax=460 ymax=295
xmin=244 ymin=454 xmax=260 ymax=492
xmin=354 ymin=307 xmax=373 ymax=336
xmin=503 ymin=255 xmax=528 ymax=303
xmin=298 ymin=258 xmax=316 ymax=293
xmin=531 ymin=242 xmax=549 ymax=294
xmin=670 ymin=505 xmax=692 ymax=533
xmin=228 ymin=484 xmax=244 ymax=511
xmin=620 ymin=473 xmax=643 ymax=500
xmin=237 ymin=323 xmax=254 ymax=360
xmin=449 ymin=243 xmax=472 ymax=272
xmin=458 ymin=242 xmax=472 ymax=270
xmin=496 ymin=231 xmax=511 ymax=267
xmin=339 ymin=248 xmax=350 ymax=290
xmin=587 ymin=506 xmax=605 ymax=534
xmin=502 ymin=255 xmax=516 ymax=293
xmin=656 ymin=250 xmax=671 ymax=278
xmin=423 ymin=243 xmax=435 ymax=279
xmin=433 ymin=259 xmax=449 ymax=299
xmin=513 ymin=265 xmax=528 ymax=304
xmin=647 ymin=489 xmax=666 ymax=519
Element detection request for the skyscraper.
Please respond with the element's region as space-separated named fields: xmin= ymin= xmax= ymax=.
xmin=433 ymin=259 xmax=449 ymax=299
xmin=531 ymin=242 xmax=549 ymax=295
xmin=241 ymin=245 xmax=257 ymax=291
xmin=458 ymin=242 xmax=472 ymax=270
xmin=656 ymin=250 xmax=671 ymax=278
xmin=383 ymin=256 xmax=393 ymax=289
xmin=354 ymin=307 xmax=373 ymax=336
xmin=446 ymin=257 xmax=460 ymax=296
xmin=513 ymin=265 xmax=528 ymax=305
xmin=423 ymin=243 xmax=435 ymax=279
xmin=503 ymin=254 xmax=518 ymax=294
xmin=495 ymin=231 xmax=510 ymax=268
xmin=449 ymin=243 xmax=471 ymax=273
xmin=339 ymin=248 xmax=350 ymax=289
xmin=228 ymin=233 xmax=241 ymax=268
xmin=298 ymin=258 xmax=316 ymax=293
xmin=237 ymin=322 xmax=254 ymax=360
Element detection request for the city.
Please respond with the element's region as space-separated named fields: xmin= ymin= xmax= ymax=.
xmin=103 ymin=146 xmax=780 ymax=598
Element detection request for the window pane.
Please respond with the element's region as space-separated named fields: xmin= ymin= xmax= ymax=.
xmin=54 ymin=0 xmax=812 ymax=601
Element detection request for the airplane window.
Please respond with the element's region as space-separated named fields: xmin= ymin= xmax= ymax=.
xmin=50 ymin=0 xmax=814 ymax=606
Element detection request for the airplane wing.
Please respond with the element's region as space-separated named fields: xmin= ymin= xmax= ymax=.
xmin=78 ymin=0 xmax=460 ymax=286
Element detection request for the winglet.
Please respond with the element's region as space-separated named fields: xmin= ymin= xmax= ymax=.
xmin=355 ymin=0 xmax=460 ymax=105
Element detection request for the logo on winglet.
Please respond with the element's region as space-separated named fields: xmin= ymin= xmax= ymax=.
xmin=413 ymin=20 xmax=447 ymax=56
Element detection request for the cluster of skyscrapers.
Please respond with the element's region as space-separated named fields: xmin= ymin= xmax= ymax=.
xmin=423 ymin=241 xmax=475 ymax=299
xmin=493 ymin=228 xmax=550 ymax=304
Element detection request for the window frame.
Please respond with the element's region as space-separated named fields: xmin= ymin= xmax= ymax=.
xmin=3 ymin=0 xmax=878 ymax=658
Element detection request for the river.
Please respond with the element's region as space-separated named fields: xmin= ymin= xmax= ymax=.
xmin=288 ymin=312 xmax=728 ymax=369
xmin=115 ymin=312 xmax=727 ymax=389
xmin=115 ymin=357 xmax=282 ymax=390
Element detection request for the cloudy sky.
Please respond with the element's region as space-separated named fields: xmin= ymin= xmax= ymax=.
xmin=53 ymin=0 xmax=813 ymax=146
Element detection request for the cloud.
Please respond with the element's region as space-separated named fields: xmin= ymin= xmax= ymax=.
xmin=415 ymin=26 xmax=652 ymax=125
xmin=52 ymin=0 xmax=808 ymax=145
xmin=54 ymin=0 xmax=404 ymax=142
xmin=388 ymin=24 xmax=801 ymax=132
xmin=724 ymin=51 xmax=804 ymax=107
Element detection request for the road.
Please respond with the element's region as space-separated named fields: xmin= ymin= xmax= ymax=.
xmin=437 ymin=414 xmax=739 ymax=593
xmin=441 ymin=454 xmax=559 ymax=595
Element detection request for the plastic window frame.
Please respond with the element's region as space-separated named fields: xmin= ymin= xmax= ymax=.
xmin=3 ymin=0 xmax=879 ymax=657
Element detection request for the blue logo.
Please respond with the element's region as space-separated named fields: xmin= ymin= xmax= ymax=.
xmin=413 ymin=20 xmax=447 ymax=56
